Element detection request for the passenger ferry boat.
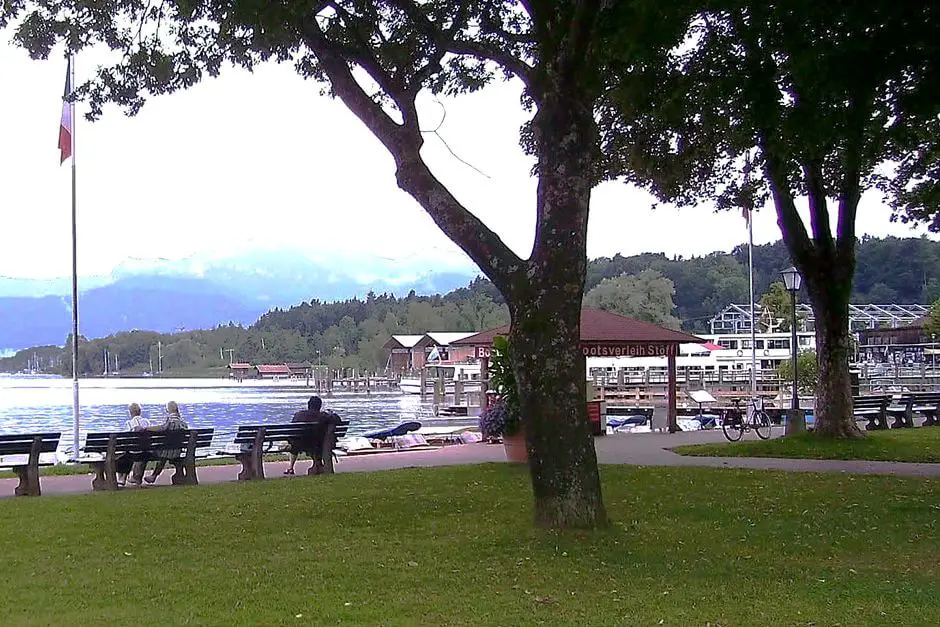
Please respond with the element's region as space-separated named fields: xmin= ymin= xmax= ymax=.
xmin=587 ymin=331 xmax=817 ymax=383
xmin=396 ymin=331 xmax=815 ymax=392
xmin=399 ymin=361 xmax=483 ymax=394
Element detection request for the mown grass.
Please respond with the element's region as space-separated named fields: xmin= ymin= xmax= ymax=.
xmin=0 ymin=464 xmax=937 ymax=625
xmin=674 ymin=427 xmax=940 ymax=463
xmin=0 ymin=454 xmax=289 ymax=479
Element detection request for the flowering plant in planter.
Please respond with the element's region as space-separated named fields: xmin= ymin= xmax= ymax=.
xmin=478 ymin=336 xmax=522 ymax=438
xmin=479 ymin=397 xmax=518 ymax=440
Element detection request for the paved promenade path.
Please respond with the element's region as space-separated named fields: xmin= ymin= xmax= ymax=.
xmin=2 ymin=428 xmax=938 ymax=499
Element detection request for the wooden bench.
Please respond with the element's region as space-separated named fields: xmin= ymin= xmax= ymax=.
xmin=854 ymin=395 xmax=891 ymax=431
xmin=80 ymin=428 xmax=214 ymax=491
xmin=0 ymin=432 xmax=61 ymax=496
xmin=887 ymin=392 xmax=940 ymax=428
xmin=225 ymin=421 xmax=349 ymax=480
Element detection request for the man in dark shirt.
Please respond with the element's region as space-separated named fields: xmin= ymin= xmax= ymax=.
xmin=285 ymin=395 xmax=341 ymax=475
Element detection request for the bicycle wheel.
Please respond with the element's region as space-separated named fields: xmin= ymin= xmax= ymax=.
xmin=722 ymin=411 xmax=744 ymax=442
xmin=754 ymin=411 xmax=773 ymax=440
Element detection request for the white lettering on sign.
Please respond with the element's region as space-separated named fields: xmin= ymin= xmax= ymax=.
xmin=581 ymin=344 xmax=676 ymax=358
xmin=476 ymin=346 xmax=492 ymax=359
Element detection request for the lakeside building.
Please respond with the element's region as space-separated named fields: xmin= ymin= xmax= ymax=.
xmin=227 ymin=363 xmax=312 ymax=380
xmin=856 ymin=317 xmax=940 ymax=367
xmin=383 ymin=332 xmax=476 ymax=374
xmin=710 ymin=302 xmax=929 ymax=335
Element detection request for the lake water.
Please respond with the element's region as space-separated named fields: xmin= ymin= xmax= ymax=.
xmin=0 ymin=375 xmax=473 ymax=455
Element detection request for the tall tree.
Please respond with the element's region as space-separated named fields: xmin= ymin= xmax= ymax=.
xmin=2 ymin=1 xmax=685 ymax=528
xmin=584 ymin=270 xmax=681 ymax=329
xmin=601 ymin=0 xmax=940 ymax=437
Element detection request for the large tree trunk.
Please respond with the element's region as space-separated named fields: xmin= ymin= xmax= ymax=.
xmin=804 ymin=266 xmax=862 ymax=438
xmin=509 ymin=293 xmax=607 ymax=529
xmin=503 ymin=26 xmax=608 ymax=527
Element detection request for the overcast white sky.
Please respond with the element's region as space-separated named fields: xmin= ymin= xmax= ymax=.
xmin=1 ymin=42 xmax=934 ymax=280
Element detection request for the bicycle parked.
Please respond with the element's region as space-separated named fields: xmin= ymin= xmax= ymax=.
xmin=721 ymin=397 xmax=773 ymax=442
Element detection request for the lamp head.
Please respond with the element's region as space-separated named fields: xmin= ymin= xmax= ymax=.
xmin=781 ymin=266 xmax=802 ymax=292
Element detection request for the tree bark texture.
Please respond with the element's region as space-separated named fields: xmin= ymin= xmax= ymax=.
xmin=506 ymin=25 xmax=609 ymax=527
xmin=510 ymin=287 xmax=607 ymax=529
xmin=805 ymin=272 xmax=862 ymax=438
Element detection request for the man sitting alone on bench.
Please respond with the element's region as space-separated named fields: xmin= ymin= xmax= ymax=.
xmin=285 ymin=395 xmax=342 ymax=476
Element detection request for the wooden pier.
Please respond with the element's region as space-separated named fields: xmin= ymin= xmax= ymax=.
xmin=247 ymin=368 xmax=398 ymax=395
xmin=417 ymin=377 xmax=486 ymax=416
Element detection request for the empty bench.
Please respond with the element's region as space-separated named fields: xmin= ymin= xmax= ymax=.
xmin=854 ymin=395 xmax=891 ymax=431
xmin=80 ymin=428 xmax=214 ymax=490
xmin=223 ymin=421 xmax=349 ymax=480
xmin=0 ymin=432 xmax=61 ymax=496
xmin=887 ymin=392 xmax=940 ymax=428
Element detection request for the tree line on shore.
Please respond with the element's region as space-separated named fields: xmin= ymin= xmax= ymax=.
xmin=3 ymin=236 xmax=935 ymax=376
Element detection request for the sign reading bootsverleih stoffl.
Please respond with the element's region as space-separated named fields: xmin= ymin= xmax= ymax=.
xmin=476 ymin=344 xmax=678 ymax=359
xmin=581 ymin=344 xmax=678 ymax=357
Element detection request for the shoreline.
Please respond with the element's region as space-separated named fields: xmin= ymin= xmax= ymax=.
xmin=0 ymin=373 xmax=403 ymax=391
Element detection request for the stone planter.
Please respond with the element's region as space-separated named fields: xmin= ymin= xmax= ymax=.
xmin=502 ymin=431 xmax=527 ymax=463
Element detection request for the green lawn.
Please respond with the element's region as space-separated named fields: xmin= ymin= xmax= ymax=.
xmin=0 ymin=465 xmax=937 ymax=625
xmin=674 ymin=428 xmax=940 ymax=463
xmin=0 ymin=454 xmax=291 ymax=479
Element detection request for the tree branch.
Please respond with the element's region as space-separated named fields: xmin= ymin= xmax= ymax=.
xmin=448 ymin=38 xmax=534 ymax=89
xmin=394 ymin=156 xmax=524 ymax=297
xmin=837 ymin=90 xmax=870 ymax=263
xmin=326 ymin=2 xmax=405 ymax=99
xmin=299 ymin=12 xmax=524 ymax=297
xmin=301 ymin=15 xmax=406 ymax=153
xmin=731 ymin=9 xmax=817 ymax=269
xmin=759 ymin=136 xmax=817 ymax=270
xmin=383 ymin=0 xmax=534 ymax=90
xmin=804 ymin=158 xmax=834 ymax=251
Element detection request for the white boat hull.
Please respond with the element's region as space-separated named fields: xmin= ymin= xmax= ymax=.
xmin=399 ymin=378 xmax=422 ymax=394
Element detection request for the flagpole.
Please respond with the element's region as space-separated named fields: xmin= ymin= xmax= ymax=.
xmin=68 ymin=53 xmax=80 ymax=461
xmin=748 ymin=203 xmax=757 ymax=406
xmin=745 ymin=154 xmax=757 ymax=416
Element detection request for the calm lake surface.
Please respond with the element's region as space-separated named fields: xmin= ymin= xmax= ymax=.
xmin=0 ymin=375 xmax=472 ymax=455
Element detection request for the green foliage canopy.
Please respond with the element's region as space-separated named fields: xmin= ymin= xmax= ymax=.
xmin=601 ymin=1 xmax=940 ymax=436
xmin=922 ymin=300 xmax=940 ymax=339
xmin=583 ymin=269 xmax=680 ymax=329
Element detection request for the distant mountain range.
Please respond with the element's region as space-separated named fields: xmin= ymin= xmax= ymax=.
xmin=0 ymin=248 xmax=480 ymax=351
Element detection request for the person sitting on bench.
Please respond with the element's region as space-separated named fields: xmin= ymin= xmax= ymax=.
xmin=285 ymin=395 xmax=342 ymax=476
xmin=117 ymin=402 xmax=151 ymax=487
xmin=143 ymin=401 xmax=189 ymax=484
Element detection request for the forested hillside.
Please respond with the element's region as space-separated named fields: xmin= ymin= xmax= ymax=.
xmin=2 ymin=237 xmax=936 ymax=375
xmin=587 ymin=236 xmax=940 ymax=329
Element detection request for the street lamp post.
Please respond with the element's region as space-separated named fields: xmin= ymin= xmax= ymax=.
xmin=781 ymin=266 xmax=804 ymax=433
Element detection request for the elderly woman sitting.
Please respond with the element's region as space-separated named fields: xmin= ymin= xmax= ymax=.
xmin=142 ymin=401 xmax=189 ymax=484
xmin=117 ymin=402 xmax=151 ymax=486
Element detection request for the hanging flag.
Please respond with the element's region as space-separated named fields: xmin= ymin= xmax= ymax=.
xmin=428 ymin=346 xmax=441 ymax=362
xmin=742 ymin=204 xmax=751 ymax=224
xmin=58 ymin=56 xmax=73 ymax=164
